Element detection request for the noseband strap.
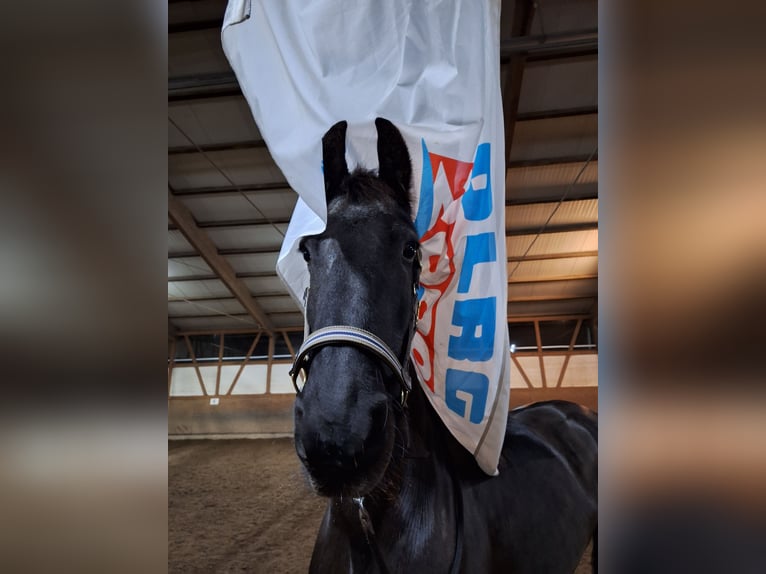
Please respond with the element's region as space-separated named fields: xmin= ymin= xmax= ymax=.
xmin=289 ymin=325 xmax=412 ymax=403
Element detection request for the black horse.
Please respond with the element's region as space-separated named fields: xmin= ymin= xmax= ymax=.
xmin=291 ymin=119 xmax=597 ymax=573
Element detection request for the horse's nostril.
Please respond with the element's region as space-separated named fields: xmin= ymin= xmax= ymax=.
xmin=295 ymin=438 xmax=307 ymax=461
xmin=295 ymin=405 xmax=304 ymax=420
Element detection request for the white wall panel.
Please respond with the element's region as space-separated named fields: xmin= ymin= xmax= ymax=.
xmin=230 ymin=364 xmax=267 ymax=394
xmin=198 ymin=366 xmax=218 ymax=395
xmin=543 ymin=355 xmax=566 ymax=387
xmin=270 ymin=363 xmax=295 ymax=394
xmin=218 ymin=364 xmax=241 ymax=395
xmin=560 ymin=354 xmax=598 ymax=387
xmin=170 ymin=367 xmax=204 ymax=396
xmin=511 ymin=356 xmax=542 ymax=388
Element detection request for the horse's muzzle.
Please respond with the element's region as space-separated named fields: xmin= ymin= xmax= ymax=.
xmin=294 ymin=397 xmax=393 ymax=497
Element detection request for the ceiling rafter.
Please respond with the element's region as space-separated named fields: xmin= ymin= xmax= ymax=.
xmin=171 ymin=182 xmax=291 ymax=196
xmin=507 ymin=221 xmax=598 ymax=236
xmin=508 ymin=274 xmax=598 ymax=284
xmin=516 ymin=106 xmax=597 ymax=122
xmin=508 ymin=294 xmax=596 ymax=304
xmin=507 ymin=250 xmax=598 ymax=263
xmin=169 ymin=246 xmax=280 ymax=259
xmin=169 ymin=270 xmax=278 ymax=282
xmin=169 ymin=217 xmax=290 ymax=230
xmin=508 ymin=154 xmax=597 ymax=168
xmin=506 ymin=190 xmax=598 ymax=206
xmin=507 ymin=314 xmax=593 ymax=324
xmin=169 ymin=139 xmax=267 ymax=155
xmin=502 ymin=0 xmax=536 ymax=170
xmin=168 ymin=190 xmax=276 ymax=334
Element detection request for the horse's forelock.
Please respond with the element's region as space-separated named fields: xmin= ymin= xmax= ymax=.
xmin=329 ymin=168 xmax=412 ymax=219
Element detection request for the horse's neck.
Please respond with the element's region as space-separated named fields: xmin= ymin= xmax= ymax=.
xmin=345 ymin=380 xmax=464 ymax=563
xmin=367 ymin=375 xmax=471 ymax=512
xmin=402 ymin=373 xmax=476 ymax=467
xmin=402 ymin=379 xmax=452 ymax=460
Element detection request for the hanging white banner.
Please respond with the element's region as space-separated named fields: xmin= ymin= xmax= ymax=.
xmin=222 ymin=0 xmax=509 ymax=475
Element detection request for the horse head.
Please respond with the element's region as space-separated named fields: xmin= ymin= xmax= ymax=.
xmin=292 ymin=119 xmax=420 ymax=498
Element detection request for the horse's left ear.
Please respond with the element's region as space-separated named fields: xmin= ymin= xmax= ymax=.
xmin=322 ymin=120 xmax=349 ymax=201
xmin=375 ymin=118 xmax=412 ymax=210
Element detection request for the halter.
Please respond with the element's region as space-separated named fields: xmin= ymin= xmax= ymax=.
xmin=289 ymin=253 xmax=421 ymax=406
xmin=289 ymin=324 xmax=413 ymax=405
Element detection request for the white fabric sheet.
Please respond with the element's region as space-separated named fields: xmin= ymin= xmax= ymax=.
xmin=222 ymin=0 xmax=509 ymax=475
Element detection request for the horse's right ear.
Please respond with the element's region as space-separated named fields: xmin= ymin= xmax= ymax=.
xmin=322 ymin=120 xmax=349 ymax=201
xmin=375 ymin=118 xmax=412 ymax=212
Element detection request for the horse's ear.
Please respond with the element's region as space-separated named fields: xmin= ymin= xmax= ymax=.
xmin=375 ymin=118 xmax=412 ymax=210
xmin=322 ymin=120 xmax=349 ymax=200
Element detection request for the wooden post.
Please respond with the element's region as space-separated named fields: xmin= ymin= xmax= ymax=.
xmin=168 ymin=337 xmax=176 ymax=398
xmin=556 ymin=319 xmax=583 ymax=388
xmin=511 ymin=354 xmax=535 ymax=389
xmin=534 ymin=320 xmax=547 ymax=388
xmin=265 ymin=336 xmax=276 ymax=395
xmin=282 ymin=331 xmax=297 ymax=360
xmin=184 ymin=335 xmax=207 ymax=396
xmin=227 ymin=332 xmax=262 ymax=396
xmin=215 ymin=333 xmax=224 ymax=396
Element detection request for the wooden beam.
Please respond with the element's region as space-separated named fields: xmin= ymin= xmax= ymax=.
xmin=507 ymin=250 xmax=598 ymax=263
xmin=506 ymin=189 xmax=599 ymax=207
xmin=170 ymin=182 xmax=291 ymax=197
xmin=215 ymin=334 xmax=224 ymax=396
xmin=526 ymin=47 xmax=598 ymax=64
xmin=227 ymin=333 xmax=262 ymax=396
xmin=556 ymin=319 xmax=583 ymax=388
xmin=507 ymin=221 xmax=598 ymax=236
xmin=500 ymin=29 xmax=598 ymax=61
xmin=168 ymin=73 xmax=241 ymax=102
xmin=178 ymin=327 xmax=302 ymax=337
xmin=508 ymin=154 xmax=598 ymax=168
xmin=265 ymin=336 xmax=276 ymax=394
xmin=168 ymin=312 xmax=255 ymax=320
xmin=169 ymin=247 xmax=280 ymax=259
xmin=517 ymin=106 xmax=597 ymax=122
xmin=169 ymin=139 xmax=267 ymax=155
xmin=168 ymin=191 xmax=275 ymax=334
xmin=168 ymin=271 xmax=278 ymax=282
xmin=169 ymin=293 xmax=286 ymax=303
xmin=502 ymin=0 xmax=535 ymax=170
xmin=282 ymin=331 xmax=298 ymax=361
xmin=508 ymin=294 xmax=596 ymax=304
xmin=169 ymin=295 xmax=237 ymax=303
xmin=513 ymin=349 xmax=596 ymax=357
xmin=508 ymin=314 xmax=592 ymax=323
xmin=511 ymin=354 xmax=535 ymax=388
xmin=534 ymin=320 xmax=547 ymax=388
xmin=508 ymin=274 xmax=598 ymax=284
xmin=183 ymin=335 xmax=208 ymax=396
xmin=169 ymin=217 xmax=290 ymax=230
xmin=167 ymin=338 xmax=176 ymax=398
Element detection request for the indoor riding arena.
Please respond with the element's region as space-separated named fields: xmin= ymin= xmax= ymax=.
xmin=169 ymin=0 xmax=598 ymax=572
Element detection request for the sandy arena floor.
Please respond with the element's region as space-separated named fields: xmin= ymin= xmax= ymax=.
xmin=169 ymin=438 xmax=592 ymax=573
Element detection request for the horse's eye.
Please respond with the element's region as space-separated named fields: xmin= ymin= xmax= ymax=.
xmin=402 ymin=242 xmax=418 ymax=261
xmin=299 ymin=244 xmax=310 ymax=262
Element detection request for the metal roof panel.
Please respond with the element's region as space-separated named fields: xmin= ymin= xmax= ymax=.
xmin=168 ymin=279 xmax=231 ymax=300
xmin=509 ymin=115 xmax=597 ymax=162
xmin=507 ymin=229 xmax=598 ymax=258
